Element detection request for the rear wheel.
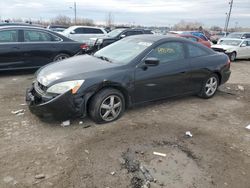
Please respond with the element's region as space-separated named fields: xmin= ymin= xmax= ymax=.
xmin=199 ymin=74 xmax=219 ymax=99
xmin=229 ymin=52 xmax=236 ymax=62
xmin=89 ymin=88 xmax=125 ymax=124
xmin=53 ymin=53 xmax=70 ymax=62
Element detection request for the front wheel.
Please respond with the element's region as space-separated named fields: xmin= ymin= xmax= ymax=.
xmin=229 ymin=52 xmax=236 ymax=62
xmin=89 ymin=89 xmax=125 ymax=124
xmin=53 ymin=53 xmax=70 ymax=62
xmin=199 ymin=74 xmax=219 ymax=99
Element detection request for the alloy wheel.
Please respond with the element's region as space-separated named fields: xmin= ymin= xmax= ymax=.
xmin=99 ymin=95 xmax=122 ymax=122
xmin=205 ymin=77 xmax=218 ymax=97
xmin=54 ymin=54 xmax=69 ymax=62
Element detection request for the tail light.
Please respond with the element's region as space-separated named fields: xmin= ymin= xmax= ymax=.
xmin=226 ymin=58 xmax=231 ymax=68
xmin=80 ymin=44 xmax=89 ymax=49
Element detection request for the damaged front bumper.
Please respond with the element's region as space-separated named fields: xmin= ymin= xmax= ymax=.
xmin=26 ymin=84 xmax=86 ymax=120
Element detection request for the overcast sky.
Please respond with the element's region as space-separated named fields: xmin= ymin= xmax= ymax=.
xmin=0 ymin=0 xmax=250 ymax=27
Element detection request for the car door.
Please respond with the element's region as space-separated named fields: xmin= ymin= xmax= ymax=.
xmin=0 ymin=29 xmax=24 ymax=69
xmin=19 ymin=29 xmax=61 ymax=68
xmin=134 ymin=41 xmax=192 ymax=103
xmin=239 ymin=41 xmax=250 ymax=58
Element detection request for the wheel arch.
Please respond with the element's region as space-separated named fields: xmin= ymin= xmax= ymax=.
xmin=213 ymin=71 xmax=222 ymax=85
xmin=85 ymin=83 xmax=132 ymax=113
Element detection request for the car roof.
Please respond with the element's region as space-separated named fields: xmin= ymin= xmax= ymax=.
xmin=67 ymin=25 xmax=105 ymax=30
xmin=0 ymin=25 xmax=47 ymax=30
xmin=220 ymin=38 xmax=244 ymax=41
xmin=229 ymin=32 xmax=250 ymax=34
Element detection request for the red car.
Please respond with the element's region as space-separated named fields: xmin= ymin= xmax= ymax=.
xmin=178 ymin=34 xmax=211 ymax=48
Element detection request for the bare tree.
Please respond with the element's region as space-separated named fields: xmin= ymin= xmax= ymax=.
xmin=173 ymin=20 xmax=204 ymax=31
xmin=51 ymin=15 xmax=71 ymax=26
xmin=75 ymin=18 xmax=94 ymax=26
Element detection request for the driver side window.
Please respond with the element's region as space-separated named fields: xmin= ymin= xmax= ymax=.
xmin=146 ymin=42 xmax=185 ymax=64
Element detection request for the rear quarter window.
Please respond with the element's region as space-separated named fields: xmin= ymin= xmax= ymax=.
xmin=188 ymin=44 xmax=209 ymax=58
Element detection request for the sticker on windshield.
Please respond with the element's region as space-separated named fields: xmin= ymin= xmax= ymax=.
xmin=138 ymin=42 xmax=152 ymax=47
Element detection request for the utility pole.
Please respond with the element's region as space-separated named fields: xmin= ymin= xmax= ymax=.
xmin=74 ymin=2 xmax=77 ymax=24
xmin=70 ymin=2 xmax=77 ymax=24
xmin=224 ymin=0 xmax=233 ymax=32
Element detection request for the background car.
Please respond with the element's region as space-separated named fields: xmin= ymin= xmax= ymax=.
xmin=26 ymin=35 xmax=231 ymax=123
xmin=178 ymin=34 xmax=211 ymax=48
xmin=226 ymin=32 xmax=250 ymax=39
xmin=47 ymin=25 xmax=68 ymax=33
xmin=90 ymin=28 xmax=154 ymax=52
xmin=0 ymin=26 xmax=88 ymax=70
xmin=212 ymin=38 xmax=250 ymax=61
xmin=61 ymin=26 xmax=107 ymax=44
xmin=210 ymin=31 xmax=229 ymax=44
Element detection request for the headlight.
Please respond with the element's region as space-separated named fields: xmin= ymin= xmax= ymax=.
xmin=225 ymin=49 xmax=233 ymax=53
xmin=47 ymin=80 xmax=84 ymax=94
xmin=96 ymin=39 xmax=103 ymax=44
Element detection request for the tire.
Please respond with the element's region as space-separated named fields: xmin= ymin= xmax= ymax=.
xmin=198 ymin=74 xmax=219 ymax=99
xmin=229 ymin=52 xmax=236 ymax=62
xmin=89 ymin=88 xmax=125 ymax=124
xmin=53 ymin=53 xmax=70 ymax=62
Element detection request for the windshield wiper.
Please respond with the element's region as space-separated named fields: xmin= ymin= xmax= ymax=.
xmin=96 ymin=56 xmax=113 ymax=63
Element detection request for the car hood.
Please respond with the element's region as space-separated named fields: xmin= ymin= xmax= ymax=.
xmin=211 ymin=44 xmax=237 ymax=50
xmin=37 ymin=55 xmax=118 ymax=87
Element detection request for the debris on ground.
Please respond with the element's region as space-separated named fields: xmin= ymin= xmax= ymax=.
xmin=20 ymin=103 xmax=27 ymax=106
xmin=238 ymin=85 xmax=245 ymax=91
xmin=122 ymin=149 xmax=156 ymax=188
xmin=11 ymin=109 xmax=25 ymax=115
xmin=82 ymin=124 xmax=91 ymax=129
xmin=110 ymin=171 xmax=116 ymax=175
xmin=246 ymin=124 xmax=250 ymax=130
xmin=85 ymin=150 xmax=90 ymax=154
xmin=185 ymin=131 xmax=193 ymax=138
xmin=153 ymin=152 xmax=166 ymax=157
xmin=139 ymin=165 xmax=154 ymax=182
xmin=61 ymin=120 xmax=70 ymax=127
xmin=35 ymin=174 xmax=45 ymax=179
xmin=79 ymin=121 xmax=83 ymax=125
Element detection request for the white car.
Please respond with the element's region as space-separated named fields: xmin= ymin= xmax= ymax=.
xmin=212 ymin=38 xmax=250 ymax=61
xmin=61 ymin=26 xmax=107 ymax=45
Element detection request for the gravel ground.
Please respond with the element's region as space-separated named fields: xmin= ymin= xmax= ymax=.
xmin=0 ymin=60 xmax=250 ymax=188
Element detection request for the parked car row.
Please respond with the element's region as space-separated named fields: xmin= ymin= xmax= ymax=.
xmin=0 ymin=23 xmax=232 ymax=123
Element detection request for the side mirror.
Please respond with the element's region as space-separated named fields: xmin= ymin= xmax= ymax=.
xmin=144 ymin=57 xmax=159 ymax=66
xmin=241 ymin=43 xmax=247 ymax=47
xmin=70 ymin=31 xmax=76 ymax=34
xmin=120 ymin=34 xmax=126 ymax=39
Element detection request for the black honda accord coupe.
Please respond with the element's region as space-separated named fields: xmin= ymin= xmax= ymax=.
xmin=26 ymin=35 xmax=231 ymax=123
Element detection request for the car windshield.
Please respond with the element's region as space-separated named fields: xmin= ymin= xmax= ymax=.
xmin=220 ymin=40 xmax=242 ymax=46
xmin=227 ymin=33 xmax=242 ymax=38
xmin=107 ymin=29 xmax=126 ymax=37
xmin=94 ymin=38 xmax=152 ymax=64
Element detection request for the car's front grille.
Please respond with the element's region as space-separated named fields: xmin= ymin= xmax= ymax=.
xmin=212 ymin=48 xmax=226 ymax=53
